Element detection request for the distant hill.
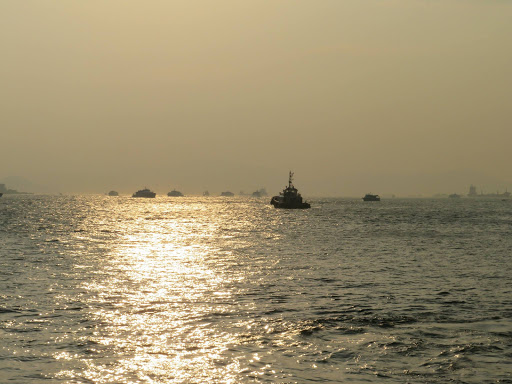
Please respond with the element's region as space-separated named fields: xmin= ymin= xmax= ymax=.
xmin=0 ymin=176 xmax=47 ymax=194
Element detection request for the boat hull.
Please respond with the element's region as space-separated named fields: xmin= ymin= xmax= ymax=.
xmin=132 ymin=192 xmax=156 ymax=198
xmin=362 ymin=194 xmax=380 ymax=201
xmin=270 ymin=196 xmax=310 ymax=209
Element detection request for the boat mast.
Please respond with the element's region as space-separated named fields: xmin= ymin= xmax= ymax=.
xmin=288 ymin=171 xmax=294 ymax=188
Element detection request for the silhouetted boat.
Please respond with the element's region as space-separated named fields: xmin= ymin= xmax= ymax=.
xmin=252 ymin=188 xmax=267 ymax=197
xmin=468 ymin=185 xmax=510 ymax=198
xmin=132 ymin=188 xmax=156 ymax=198
xmin=203 ymin=190 xmax=210 ymax=196
xmin=449 ymin=193 xmax=461 ymax=199
xmin=270 ymin=172 xmax=310 ymax=209
xmin=362 ymin=194 xmax=380 ymax=201
xmin=0 ymin=193 xmax=3 ymax=197
xmin=108 ymin=191 xmax=119 ymax=196
xmin=220 ymin=191 xmax=234 ymax=197
xmin=167 ymin=189 xmax=184 ymax=197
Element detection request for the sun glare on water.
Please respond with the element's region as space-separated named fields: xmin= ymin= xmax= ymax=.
xmin=63 ymin=198 xmax=257 ymax=383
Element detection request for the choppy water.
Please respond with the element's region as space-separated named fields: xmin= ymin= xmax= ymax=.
xmin=0 ymin=195 xmax=511 ymax=383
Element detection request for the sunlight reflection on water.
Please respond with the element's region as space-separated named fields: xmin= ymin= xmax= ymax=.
xmin=75 ymin=199 xmax=260 ymax=383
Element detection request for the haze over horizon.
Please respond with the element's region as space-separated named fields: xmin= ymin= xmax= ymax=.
xmin=1 ymin=1 xmax=511 ymax=197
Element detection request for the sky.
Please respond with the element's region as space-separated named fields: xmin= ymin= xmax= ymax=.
xmin=1 ymin=0 xmax=511 ymax=196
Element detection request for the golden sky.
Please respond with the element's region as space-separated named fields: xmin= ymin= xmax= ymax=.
xmin=1 ymin=1 xmax=511 ymax=196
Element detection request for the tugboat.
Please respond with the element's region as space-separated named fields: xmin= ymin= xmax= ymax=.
xmin=220 ymin=191 xmax=234 ymax=197
xmin=167 ymin=189 xmax=184 ymax=197
xmin=362 ymin=194 xmax=380 ymax=201
xmin=270 ymin=172 xmax=310 ymax=209
xmin=132 ymin=188 xmax=156 ymax=198
xmin=108 ymin=190 xmax=119 ymax=196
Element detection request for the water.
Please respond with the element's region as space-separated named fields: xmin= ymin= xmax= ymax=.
xmin=1 ymin=195 xmax=511 ymax=383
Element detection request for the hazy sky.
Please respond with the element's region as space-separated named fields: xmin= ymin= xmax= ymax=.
xmin=1 ymin=0 xmax=511 ymax=196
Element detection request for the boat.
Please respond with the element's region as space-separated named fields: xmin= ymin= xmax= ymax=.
xmin=203 ymin=190 xmax=210 ymax=196
xmin=167 ymin=189 xmax=184 ymax=197
xmin=108 ymin=190 xmax=119 ymax=196
xmin=468 ymin=185 xmax=511 ymax=198
xmin=362 ymin=194 xmax=380 ymax=201
xmin=220 ymin=191 xmax=234 ymax=197
xmin=270 ymin=171 xmax=310 ymax=209
xmin=132 ymin=188 xmax=156 ymax=198
xmin=252 ymin=188 xmax=267 ymax=197
xmin=448 ymin=193 xmax=461 ymax=198
xmin=0 ymin=193 xmax=3 ymax=197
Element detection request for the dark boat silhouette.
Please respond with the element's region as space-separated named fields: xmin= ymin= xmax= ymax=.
xmin=252 ymin=188 xmax=267 ymax=197
xmin=220 ymin=191 xmax=234 ymax=197
xmin=270 ymin=172 xmax=310 ymax=209
xmin=362 ymin=194 xmax=380 ymax=201
xmin=132 ymin=188 xmax=156 ymax=198
xmin=108 ymin=190 xmax=119 ymax=196
xmin=167 ymin=189 xmax=184 ymax=197
xmin=468 ymin=184 xmax=510 ymax=198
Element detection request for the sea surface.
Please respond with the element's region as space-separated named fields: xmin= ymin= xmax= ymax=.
xmin=1 ymin=195 xmax=511 ymax=383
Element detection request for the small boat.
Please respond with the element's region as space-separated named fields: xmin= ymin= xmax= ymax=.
xmin=108 ymin=190 xmax=119 ymax=196
xmin=220 ymin=191 xmax=234 ymax=197
xmin=252 ymin=188 xmax=267 ymax=197
xmin=270 ymin=171 xmax=310 ymax=209
xmin=362 ymin=194 xmax=380 ymax=201
xmin=203 ymin=190 xmax=210 ymax=196
xmin=0 ymin=193 xmax=3 ymax=197
xmin=132 ymin=188 xmax=156 ymax=198
xmin=448 ymin=193 xmax=461 ymax=199
xmin=167 ymin=189 xmax=184 ymax=197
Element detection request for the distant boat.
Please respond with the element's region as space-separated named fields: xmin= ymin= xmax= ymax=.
xmin=448 ymin=193 xmax=461 ymax=199
xmin=270 ymin=171 xmax=310 ymax=209
xmin=0 ymin=193 xmax=3 ymax=197
xmin=203 ymin=190 xmax=210 ymax=196
xmin=468 ymin=184 xmax=510 ymax=198
xmin=362 ymin=194 xmax=380 ymax=201
xmin=108 ymin=190 xmax=119 ymax=196
xmin=167 ymin=189 xmax=184 ymax=197
xmin=220 ymin=191 xmax=234 ymax=197
xmin=132 ymin=188 xmax=156 ymax=198
xmin=252 ymin=188 xmax=267 ymax=197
